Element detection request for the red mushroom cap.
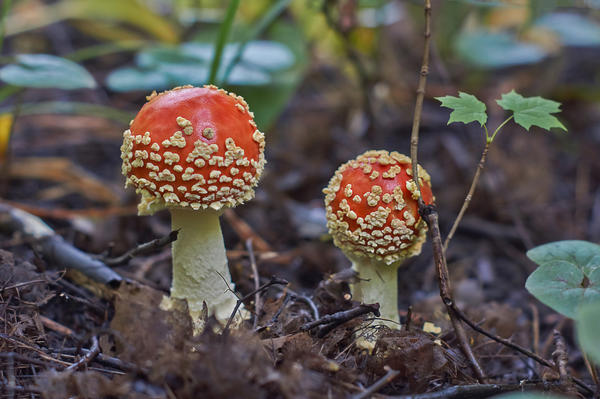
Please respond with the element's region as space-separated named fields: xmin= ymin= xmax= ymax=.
xmin=323 ymin=150 xmax=434 ymax=265
xmin=121 ymin=85 xmax=266 ymax=213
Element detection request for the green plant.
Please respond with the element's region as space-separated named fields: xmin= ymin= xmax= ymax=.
xmin=525 ymin=240 xmax=600 ymax=388
xmin=0 ymin=54 xmax=97 ymax=90
xmin=104 ymin=0 xmax=305 ymax=129
xmin=435 ymin=90 xmax=566 ymax=251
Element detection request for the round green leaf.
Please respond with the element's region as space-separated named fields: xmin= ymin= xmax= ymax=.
xmin=241 ymin=41 xmax=295 ymax=71
xmin=105 ymin=68 xmax=170 ymax=92
xmin=526 ymin=240 xmax=600 ymax=318
xmin=576 ymin=302 xmax=600 ymax=365
xmin=536 ymin=13 xmax=600 ymax=47
xmin=0 ymin=54 xmax=97 ymax=89
xmin=455 ymin=31 xmax=546 ymax=69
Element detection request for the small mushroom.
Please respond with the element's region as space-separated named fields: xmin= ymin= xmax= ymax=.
xmin=121 ymin=85 xmax=266 ymax=325
xmin=323 ymin=150 xmax=433 ymax=325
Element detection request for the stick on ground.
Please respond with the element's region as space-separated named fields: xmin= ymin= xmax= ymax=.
xmin=0 ymin=203 xmax=122 ymax=286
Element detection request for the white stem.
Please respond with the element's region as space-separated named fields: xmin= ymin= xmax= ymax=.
xmin=169 ymin=208 xmax=238 ymax=322
xmin=350 ymin=258 xmax=400 ymax=325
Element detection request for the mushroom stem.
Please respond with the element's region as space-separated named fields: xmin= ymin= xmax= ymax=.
xmin=350 ymin=258 xmax=400 ymax=325
xmin=169 ymin=208 xmax=238 ymax=322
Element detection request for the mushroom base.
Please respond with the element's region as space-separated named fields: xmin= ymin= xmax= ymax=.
xmin=350 ymin=257 xmax=401 ymax=327
xmin=169 ymin=208 xmax=239 ymax=324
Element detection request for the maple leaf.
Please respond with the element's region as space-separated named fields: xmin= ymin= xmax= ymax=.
xmin=435 ymin=92 xmax=487 ymax=126
xmin=496 ymin=90 xmax=567 ymax=131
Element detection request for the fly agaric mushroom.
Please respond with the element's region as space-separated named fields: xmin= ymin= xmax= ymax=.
xmin=120 ymin=85 xmax=266 ymax=324
xmin=323 ymin=150 xmax=433 ymax=324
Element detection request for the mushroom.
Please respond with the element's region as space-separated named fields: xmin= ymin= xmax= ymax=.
xmin=120 ymin=85 xmax=266 ymax=325
xmin=323 ymin=150 xmax=433 ymax=325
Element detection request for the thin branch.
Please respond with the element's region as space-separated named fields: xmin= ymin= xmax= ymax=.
xmin=301 ymin=303 xmax=380 ymax=338
xmin=421 ymin=207 xmax=487 ymax=382
xmin=102 ymin=230 xmax=179 ymax=266
xmin=443 ymin=141 xmax=490 ymax=252
xmin=0 ymin=0 xmax=13 ymax=57
xmin=0 ymin=203 xmax=122 ymax=286
xmin=66 ymin=336 xmax=100 ymax=371
xmin=553 ymin=330 xmax=569 ymax=382
xmin=223 ymin=276 xmax=288 ymax=334
xmin=409 ymin=0 xmax=432 ymax=202
xmin=57 ymin=348 xmax=140 ymax=373
xmin=404 ymin=305 xmax=413 ymax=331
xmin=383 ymin=382 xmax=567 ymax=399
xmin=449 ymin=303 xmax=595 ymax=395
xmin=352 ymin=367 xmax=400 ymax=399
xmin=407 ymin=0 xmax=486 ymax=382
xmin=246 ymin=238 xmax=261 ymax=330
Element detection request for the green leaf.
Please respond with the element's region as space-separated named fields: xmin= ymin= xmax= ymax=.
xmin=496 ymin=90 xmax=567 ymax=131
xmin=536 ymin=13 xmax=600 ymax=47
xmin=455 ymin=31 xmax=546 ymax=69
xmin=576 ymin=301 xmax=600 ymax=365
xmin=435 ymin=92 xmax=487 ymax=126
xmin=105 ymin=68 xmax=170 ymax=92
xmin=106 ymin=20 xmax=307 ymax=129
xmin=0 ymin=54 xmax=96 ymax=90
xmin=526 ymin=240 xmax=600 ymax=318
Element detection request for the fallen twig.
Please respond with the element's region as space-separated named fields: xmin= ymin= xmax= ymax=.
xmin=0 ymin=203 xmax=122 ymax=286
xmin=247 ymin=238 xmax=261 ymax=330
xmin=448 ymin=302 xmax=595 ymax=395
xmin=552 ymin=330 xmax=569 ymax=382
xmin=352 ymin=366 xmax=400 ymax=399
xmin=39 ymin=315 xmax=75 ymax=336
xmin=66 ymin=336 xmax=100 ymax=371
xmin=224 ymin=209 xmax=271 ymax=251
xmin=102 ymin=230 xmax=179 ymax=266
xmin=223 ymin=276 xmax=289 ymax=334
xmin=57 ymin=348 xmax=140 ymax=373
xmin=383 ymin=382 xmax=566 ymax=399
xmin=301 ymin=303 xmax=380 ymax=338
xmin=552 ymin=330 xmax=578 ymax=396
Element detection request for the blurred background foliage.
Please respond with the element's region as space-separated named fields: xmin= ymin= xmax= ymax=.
xmin=0 ymin=0 xmax=600 ymax=127
xmin=1 ymin=0 xmax=600 ymax=141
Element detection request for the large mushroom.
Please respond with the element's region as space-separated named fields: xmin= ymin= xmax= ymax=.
xmin=120 ymin=85 xmax=266 ymax=324
xmin=323 ymin=150 xmax=433 ymax=325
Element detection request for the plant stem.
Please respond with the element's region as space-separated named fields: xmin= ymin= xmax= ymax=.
xmin=67 ymin=40 xmax=146 ymax=63
xmin=208 ymin=0 xmax=240 ymax=85
xmin=221 ymin=0 xmax=291 ymax=84
xmin=443 ymin=141 xmax=490 ymax=252
xmin=409 ymin=0 xmax=432 ymax=198
xmin=421 ymin=207 xmax=487 ymax=381
xmin=489 ymin=115 xmax=513 ymax=143
xmin=0 ymin=86 xmax=22 ymax=103
xmin=408 ymin=0 xmax=486 ymax=382
xmin=0 ymin=0 xmax=13 ymax=54
xmin=169 ymin=208 xmax=238 ymax=322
